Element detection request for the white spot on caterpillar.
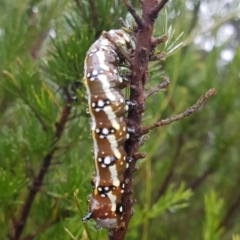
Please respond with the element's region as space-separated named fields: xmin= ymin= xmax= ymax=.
xmin=96 ymin=128 xmax=100 ymax=133
xmin=98 ymin=158 xmax=102 ymax=162
xmin=101 ymin=194 xmax=106 ymax=197
xmin=104 ymin=156 xmax=111 ymax=165
xmin=102 ymin=128 xmax=109 ymax=135
xmin=98 ymin=100 xmax=104 ymax=107
xmin=87 ymin=73 xmax=90 ymax=78
xmin=98 ymin=187 xmax=102 ymax=191
xmin=92 ymin=70 xmax=98 ymax=75
xmin=91 ymin=103 xmax=96 ymax=107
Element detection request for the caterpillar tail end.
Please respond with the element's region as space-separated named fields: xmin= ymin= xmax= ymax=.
xmin=82 ymin=211 xmax=92 ymax=222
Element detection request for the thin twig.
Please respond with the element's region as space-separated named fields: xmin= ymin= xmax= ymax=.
xmin=144 ymin=77 xmax=170 ymax=100
xmin=133 ymin=152 xmax=147 ymax=160
xmin=55 ymin=89 xmax=72 ymax=139
xmin=218 ymin=190 xmax=240 ymax=231
xmin=188 ymin=167 xmax=214 ymax=190
xmin=142 ymin=88 xmax=217 ymax=134
xmin=119 ymin=17 xmax=129 ymax=29
xmin=21 ymin=220 xmax=56 ymax=240
xmin=74 ymin=0 xmax=83 ymax=15
xmin=151 ymin=35 xmax=168 ymax=48
xmin=89 ymin=0 xmax=98 ymax=32
xmin=150 ymin=0 xmax=170 ymax=20
xmin=149 ymin=51 xmax=166 ymax=61
xmin=122 ymin=0 xmax=143 ymax=27
xmin=139 ymin=0 xmax=144 ymax=6
xmin=9 ymin=149 xmax=56 ymax=240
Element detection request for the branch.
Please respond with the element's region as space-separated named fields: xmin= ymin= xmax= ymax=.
xmin=122 ymin=0 xmax=143 ymax=27
xmin=89 ymin=0 xmax=98 ymax=32
xmin=151 ymin=35 xmax=168 ymax=49
xmin=75 ymin=0 xmax=83 ymax=12
xmin=55 ymin=90 xmax=72 ymax=139
xmin=218 ymin=191 xmax=240 ymax=231
xmin=9 ymin=90 xmax=72 ymax=240
xmin=144 ymin=77 xmax=170 ymax=100
xmin=150 ymin=0 xmax=170 ymax=20
xmin=9 ymin=149 xmax=56 ymax=240
xmin=142 ymin=88 xmax=217 ymax=134
xmin=188 ymin=167 xmax=214 ymax=191
xmin=20 ymin=220 xmax=56 ymax=240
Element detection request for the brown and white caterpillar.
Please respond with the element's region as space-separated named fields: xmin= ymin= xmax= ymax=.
xmin=82 ymin=30 xmax=134 ymax=229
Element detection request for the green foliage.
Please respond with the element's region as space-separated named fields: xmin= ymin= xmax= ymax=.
xmin=233 ymin=235 xmax=240 ymax=240
xmin=129 ymin=183 xmax=192 ymax=229
xmin=203 ymin=191 xmax=223 ymax=240
xmin=0 ymin=0 xmax=240 ymax=240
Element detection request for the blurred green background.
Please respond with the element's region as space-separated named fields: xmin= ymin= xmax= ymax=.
xmin=0 ymin=0 xmax=240 ymax=239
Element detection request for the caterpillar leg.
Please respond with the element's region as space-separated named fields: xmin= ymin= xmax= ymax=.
xmin=125 ymin=100 xmax=136 ymax=109
xmin=120 ymin=74 xmax=131 ymax=84
xmin=82 ymin=211 xmax=92 ymax=222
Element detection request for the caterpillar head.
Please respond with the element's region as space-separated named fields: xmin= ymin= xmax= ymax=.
xmin=83 ymin=195 xmax=123 ymax=229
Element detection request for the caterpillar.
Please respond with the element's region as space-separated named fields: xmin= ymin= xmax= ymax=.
xmin=82 ymin=29 xmax=134 ymax=229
